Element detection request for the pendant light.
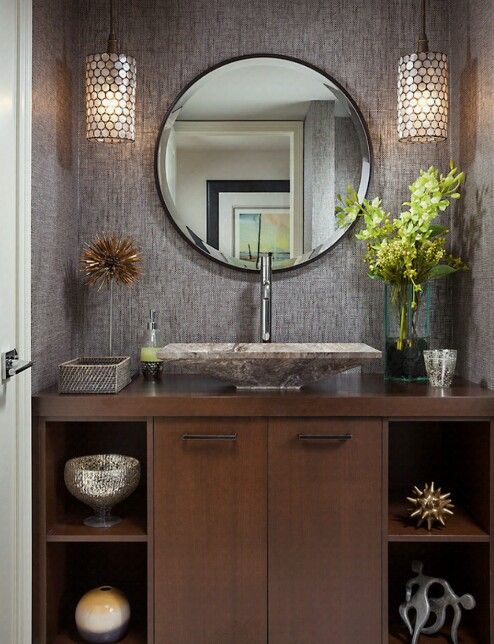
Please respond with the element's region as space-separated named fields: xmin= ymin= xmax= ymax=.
xmin=85 ymin=0 xmax=136 ymax=142
xmin=397 ymin=0 xmax=448 ymax=142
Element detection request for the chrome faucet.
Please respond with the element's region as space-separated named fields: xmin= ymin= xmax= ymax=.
xmin=260 ymin=252 xmax=272 ymax=343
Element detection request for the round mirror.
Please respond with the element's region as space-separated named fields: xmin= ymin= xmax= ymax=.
xmin=156 ymin=55 xmax=371 ymax=272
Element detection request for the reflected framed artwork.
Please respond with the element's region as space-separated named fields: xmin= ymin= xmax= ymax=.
xmin=206 ymin=179 xmax=290 ymax=249
xmin=233 ymin=207 xmax=290 ymax=267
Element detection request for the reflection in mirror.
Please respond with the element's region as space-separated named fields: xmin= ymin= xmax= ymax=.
xmin=157 ymin=56 xmax=371 ymax=271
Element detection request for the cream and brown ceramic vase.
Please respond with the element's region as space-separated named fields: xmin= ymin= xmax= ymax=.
xmin=75 ymin=586 xmax=130 ymax=643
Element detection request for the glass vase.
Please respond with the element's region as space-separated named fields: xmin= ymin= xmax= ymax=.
xmin=384 ymin=283 xmax=431 ymax=382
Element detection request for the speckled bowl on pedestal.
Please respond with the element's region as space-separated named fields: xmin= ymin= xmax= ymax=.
xmin=64 ymin=454 xmax=140 ymax=528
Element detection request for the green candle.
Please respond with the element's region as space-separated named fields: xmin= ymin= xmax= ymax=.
xmin=140 ymin=347 xmax=159 ymax=362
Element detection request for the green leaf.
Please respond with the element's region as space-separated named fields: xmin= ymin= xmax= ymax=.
xmin=426 ymin=265 xmax=458 ymax=280
xmin=367 ymin=273 xmax=384 ymax=280
xmin=429 ymin=224 xmax=449 ymax=237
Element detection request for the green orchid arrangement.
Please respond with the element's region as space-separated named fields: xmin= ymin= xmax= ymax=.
xmin=336 ymin=162 xmax=466 ymax=351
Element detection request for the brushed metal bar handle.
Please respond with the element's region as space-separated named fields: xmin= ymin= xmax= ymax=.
xmin=297 ymin=434 xmax=352 ymax=441
xmin=182 ymin=433 xmax=237 ymax=441
xmin=1 ymin=349 xmax=33 ymax=381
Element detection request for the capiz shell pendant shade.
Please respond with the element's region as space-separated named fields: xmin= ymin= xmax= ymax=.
xmin=86 ymin=0 xmax=136 ymax=142
xmin=86 ymin=52 xmax=136 ymax=142
xmin=397 ymin=0 xmax=448 ymax=142
xmin=398 ymin=51 xmax=448 ymax=142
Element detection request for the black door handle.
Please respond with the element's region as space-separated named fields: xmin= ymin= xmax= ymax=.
xmin=182 ymin=433 xmax=237 ymax=441
xmin=297 ymin=434 xmax=352 ymax=441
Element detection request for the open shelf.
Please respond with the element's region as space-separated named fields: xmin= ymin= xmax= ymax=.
xmin=35 ymin=419 xmax=152 ymax=643
xmin=387 ymin=421 xmax=492 ymax=642
xmin=388 ymin=420 xmax=491 ymax=540
xmin=42 ymin=420 xmax=149 ymax=542
xmin=45 ymin=542 xmax=148 ymax=644
xmin=388 ymin=542 xmax=490 ymax=644
xmin=388 ymin=496 xmax=489 ymax=543
xmin=47 ymin=487 xmax=147 ymax=542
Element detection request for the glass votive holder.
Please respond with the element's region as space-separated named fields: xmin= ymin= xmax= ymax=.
xmin=140 ymin=360 xmax=163 ymax=381
xmin=423 ymin=349 xmax=457 ymax=387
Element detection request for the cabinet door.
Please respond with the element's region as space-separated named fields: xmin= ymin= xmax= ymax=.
xmin=154 ymin=418 xmax=267 ymax=644
xmin=268 ymin=418 xmax=382 ymax=644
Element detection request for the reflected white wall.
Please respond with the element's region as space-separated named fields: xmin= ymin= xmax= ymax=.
xmin=176 ymin=148 xmax=289 ymax=237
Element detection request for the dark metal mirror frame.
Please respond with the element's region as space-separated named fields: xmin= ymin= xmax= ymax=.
xmin=155 ymin=53 xmax=373 ymax=273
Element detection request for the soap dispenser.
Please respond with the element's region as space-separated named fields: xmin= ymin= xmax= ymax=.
xmin=140 ymin=309 xmax=163 ymax=380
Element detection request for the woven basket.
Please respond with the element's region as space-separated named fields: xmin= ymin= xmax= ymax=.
xmin=58 ymin=357 xmax=131 ymax=394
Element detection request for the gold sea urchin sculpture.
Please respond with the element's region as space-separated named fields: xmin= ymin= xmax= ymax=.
xmin=81 ymin=234 xmax=142 ymax=289
xmin=407 ymin=482 xmax=454 ymax=531
xmin=81 ymin=234 xmax=142 ymax=354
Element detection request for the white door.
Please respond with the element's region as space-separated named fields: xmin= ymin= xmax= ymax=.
xmin=0 ymin=0 xmax=32 ymax=641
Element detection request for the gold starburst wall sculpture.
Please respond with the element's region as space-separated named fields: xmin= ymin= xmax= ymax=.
xmin=81 ymin=234 xmax=142 ymax=289
xmin=407 ymin=482 xmax=454 ymax=531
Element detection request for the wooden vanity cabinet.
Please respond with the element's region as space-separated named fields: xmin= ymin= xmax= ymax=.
xmin=33 ymin=376 xmax=494 ymax=643
xmin=153 ymin=418 xmax=268 ymax=644
xmin=268 ymin=418 xmax=382 ymax=644
xmin=153 ymin=416 xmax=382 ymax=644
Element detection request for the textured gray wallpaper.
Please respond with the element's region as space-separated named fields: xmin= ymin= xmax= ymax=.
xmin=76 ymin=0 xmax=451 ymax=367
xmin=31 ymin=0 xmax=81 ymax=391
xmin=32 ymin=0 xmax=454 ymax=388
xmin=450 ymin=0 xmax=494 ymax=388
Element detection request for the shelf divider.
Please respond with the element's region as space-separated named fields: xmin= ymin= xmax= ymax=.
xmin=54 ymin=625 xmax=147 ymax=643
xmin=47 ymin=512 xmax=147 ymax=543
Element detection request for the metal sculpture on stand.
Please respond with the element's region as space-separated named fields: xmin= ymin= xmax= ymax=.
xmin=81 ymin=234 xmax=142 ymax=355
xmin=399 ymin=561 xmax=476 ymax=644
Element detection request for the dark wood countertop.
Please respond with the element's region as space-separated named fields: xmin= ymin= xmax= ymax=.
xmin=33 ymin=374 xmax=494 ymax=418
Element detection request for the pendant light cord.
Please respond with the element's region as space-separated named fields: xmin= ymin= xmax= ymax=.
xmin=417 ymin=0 xmax=429 ymax=53
xmin=107 ymin=0 xmax=118 ymax=54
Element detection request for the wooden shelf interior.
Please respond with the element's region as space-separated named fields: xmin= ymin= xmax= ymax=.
xmin=388 ymin=421 xmax=491 ymax=538
xmin=47 ymin=490 xmax=147 ymax=542
xmin=53 ymin=626 xmax=147 ymax=643
xmin=388 ymin=496 xmax=489 ymax=542
xmin=388 ymin=542 xmax=490 ymax=644
xmin=46 ymin=542 xmax=148 ymax=643
xmin=389 ymin=622 xmax=480 ymax=642
xmin=44 ymin=421 xmax=148 ymax=539
xmin=46 ymin=513 xmax=147 ymax=542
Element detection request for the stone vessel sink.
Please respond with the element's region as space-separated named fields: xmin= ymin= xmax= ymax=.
xmin=158 ymin=343 xmax=381 ymax=390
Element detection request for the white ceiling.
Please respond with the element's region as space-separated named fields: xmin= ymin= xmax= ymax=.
xmin=178 ymin=59 xmax=348 ymax=120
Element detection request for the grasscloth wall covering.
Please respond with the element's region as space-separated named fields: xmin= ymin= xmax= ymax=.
xmin=32 ymin=0 xmax=80 ymax=391
xmin=450 ymin=0 xmax=494 ymax=388
xmin=33 ymin=0 xmax=453 ymax=389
